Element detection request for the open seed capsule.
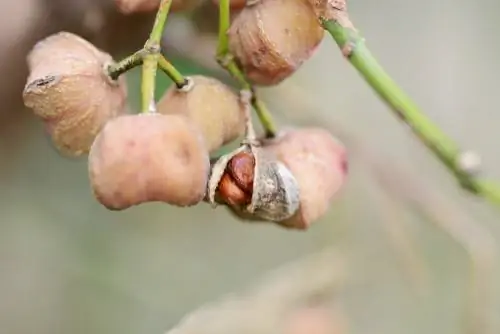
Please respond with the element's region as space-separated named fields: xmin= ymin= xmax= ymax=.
xmin=208 ymin=143 xmax=300 ymax=222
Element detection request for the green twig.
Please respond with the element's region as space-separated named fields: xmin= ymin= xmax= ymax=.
xmin=141 ymin=54 xmax=158 ymax=113
xmin=216 ymin=0 xmax=231 ymax=58
xmin=216 ymin=0 xmax=277 ymax=138
xmin=319 ymin=1 xmax=500 ymax=207
xmin=141 ymin=0 xmax=173 ymax=113
xmin=250 ymin=89 xmax=277 ymax=138
xmin=158 ymin=54 xmax=188 ymax=88
xmin=148 ymin=0 xmax=173 ymax=46
xmin=107 ymin=51 xmax=143 ymax=80
xmin=105 ymin=0 xmax=187 ymax=111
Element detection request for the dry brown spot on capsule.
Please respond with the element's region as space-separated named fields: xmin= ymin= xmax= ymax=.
xmin=158 ymin=75 xmax=245 ymax=153
xmin=22 ymin=32 xmax=127 ymax=157
xmin=263 ymin=127 xmax=348 ymax=229
xmin=228 ymin=0 xmax=324 ymax=86
xmin=88 ymin=113 xmax=210 ymax=210
xmin=114 ymin=0 xmax=202 ymax=14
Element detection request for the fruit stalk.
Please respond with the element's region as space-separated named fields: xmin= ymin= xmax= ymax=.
xmin=157 ymin=54 xmax=188 ymax=88
xmin=106 ymin=0 xmax=188 ymax=112
xmin=320 ymin=0 xmax=500 ymax=207
xmin=107 ymin=51 xmax=144 ymax=81
xmin=216 ymin=0 xmax=277 ymax=138
xmin=240 ymin=89 xmax=257 ymax=142
xmin=141 ymin=0 xmax=172 ymax=113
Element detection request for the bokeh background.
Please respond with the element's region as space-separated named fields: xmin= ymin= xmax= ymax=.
xmin=0 ymin=0 xmax=499 ymax=333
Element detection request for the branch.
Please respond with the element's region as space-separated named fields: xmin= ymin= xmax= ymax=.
xmin=141 ymin=0 xmax=173 ymax=113
xmin=107 ymin=51 xmax=143 ymax=81
xmin=106 ymin=0 xmax=189 ymax=113
xmin=261 ymin=81 xmax=497 ymax=333
xmin=157 ymin=53 xmax=189 ymax=88
xmin=318 ymin=0 xmax=500 ymax=208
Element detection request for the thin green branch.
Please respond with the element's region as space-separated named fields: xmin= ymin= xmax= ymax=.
xmin=319 ymin=4 xmax=500 ymax=207
xmin=107 ymin=51 xmax=143 ymax=80
xmin=141 ymin=0 xmax=173 ymax=113
xmin=216 ymin=0 xmax=277 ymax=138
xmin=223 ymin=57 xmax=251 ymax=90
xmin=158 ymin=54 xmax=188 ymax=88
xmin=250 ymin=88 xmax=277 ymax=138
xmin=216 ymin=0 xmax=231 ymax=58
xmin=147 ymin=0 xmax=173 ymax=47
xmin=141 ymin=54 xmax=158 ymax=113
xmin=104 ymin=0 xmax=186 ymax=111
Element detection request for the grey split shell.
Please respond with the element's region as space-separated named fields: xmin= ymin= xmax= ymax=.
xmin=207 ymin=144 xmax=300 ymax=222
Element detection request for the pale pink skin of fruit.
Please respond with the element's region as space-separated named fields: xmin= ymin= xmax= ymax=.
xmin=23 ymin=32 xmax=128 ymax=156
xmin=157 ymin=75 xmax=245 ymax=154
xmin=228 ymin=0 xmax=324 ymax=86
xmin=264 ymin=128 xmax=348 ymax=229
xmin=88 ymin=113 xmax=210 ymax=210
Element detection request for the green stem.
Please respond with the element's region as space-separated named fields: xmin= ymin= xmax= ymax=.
xmin=216 ymin=0 xmax=276 ymax=138
xmin=158 ymin=54 xmax=188 ymax=88
xmin=250 ymin=88 xmax=277 ymax=138
xmin=147 ymin=0 xmax=173 ymax=47
xmin=140 ymin=0 xmax=173 ymax=113
xmin=107 ymin=51 xmax=143 ymax=80
xmin=216 ymin=0 xmax=230 ymax=58
xmin=141 ymin=55 xmax=158 ymax=113
xmin=224 ymin=58 xmax=250 ymax=90
xmin=321 ymin=16 xmax=500 ymax=207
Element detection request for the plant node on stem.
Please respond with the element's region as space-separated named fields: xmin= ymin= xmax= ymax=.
xmin=318 ymin=0 xmax=500 ymax=208
xmin=216 ymin=0 xmax=277 ymax=138
xmin=106 ymin=0 xmax=189 ymax=113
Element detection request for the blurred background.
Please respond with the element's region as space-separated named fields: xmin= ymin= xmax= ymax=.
xmin=0 ymin=0 xmax=499 ymax=333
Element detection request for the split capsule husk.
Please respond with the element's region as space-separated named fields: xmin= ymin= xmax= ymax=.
xmin=158 ymin=75 xmax=246 ymax=153
xmin=228 ymin=0 xmax=324 ymax=86
xmin=208 ymin=143 xmax=300 ymax=222
xmin=262 ymin=127 xmax=348 ymax=229
xmin=23 ymin=31 xmax=127 ymax=156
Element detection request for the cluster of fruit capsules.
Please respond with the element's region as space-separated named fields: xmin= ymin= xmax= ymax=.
xmin=115 ymin=0 xmax=324 ymax=86
xmin=22 ymin=0 xmax=347 ymax=230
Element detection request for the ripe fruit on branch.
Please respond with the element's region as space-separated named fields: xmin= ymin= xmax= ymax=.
xmin=23 ymin=32 xmax=127 ymax=157
xmin=114 ymin=0 xmax=201 ymax=14
xmin=228 ymin=0 xmax=324 ymax=86
xmin=263 ymin=128 xmax=348 ymax=229
xmin=88 ymin=113 xmax=210 ymax=210
xmin=208 ymin=143 xmax=300 ymax=222
xmin=157 ymin=75 xmax=246 ymax=153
